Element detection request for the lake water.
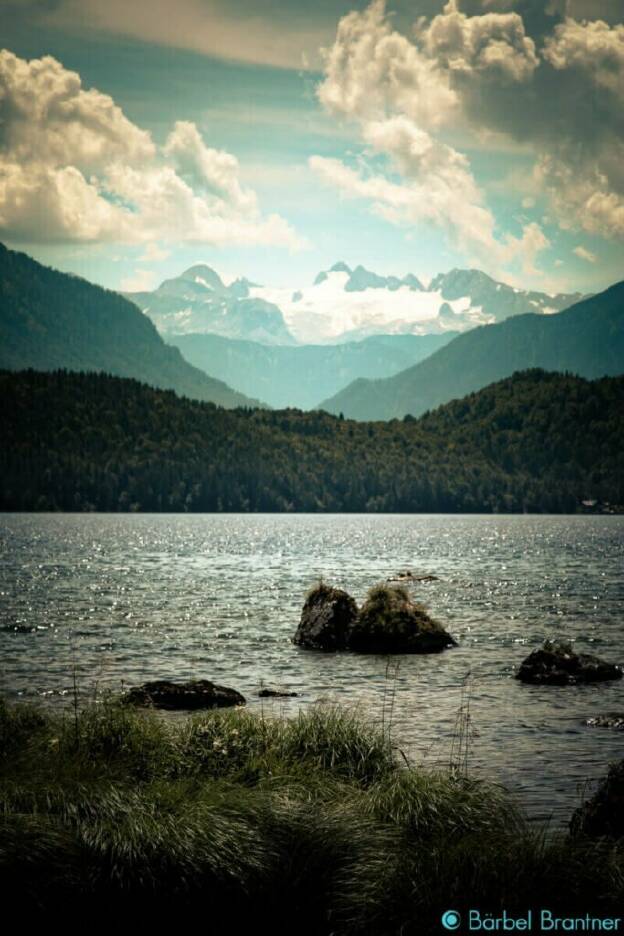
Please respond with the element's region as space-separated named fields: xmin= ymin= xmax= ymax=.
xmin=1 ymin=513 xmax=623 ymax=824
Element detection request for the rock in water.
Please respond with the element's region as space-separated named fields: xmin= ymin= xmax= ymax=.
xmin=347 ymin=584 xmax=456 ymax=654
xmin=258 ymin=688 xmax=299 ymax=698
xmin=293 ymin=582 xmax=359 ymax=651
xmin=124 ymin=679 xmax=246 ymax=710
xmin=516 ymin=640 xmax=622 ymax=686
xmin=585 ymin=714 xmax=624 ymax=730
xmin=570 ymin=760 xmax=624 ymax=839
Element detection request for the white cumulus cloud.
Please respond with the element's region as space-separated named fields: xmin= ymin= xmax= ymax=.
xmin=0 ymin=49 xmax=302 ymax=249
xmin=312 ymin=4 xmax=549 ymax=281
xmin=573 ymin=245 xmax=597 ymax=263
xmin=424 ymin=0 xmax=539 ymax=83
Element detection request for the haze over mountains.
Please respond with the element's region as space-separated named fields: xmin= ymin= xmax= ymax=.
xmin=0 ymin=244 xmax=261 ymax=409
xmin=170 ymin=332 xmax=456 ymax=410
xmin=127 ymin=261 xmax=584 ymax=345
xmin=321 ymin=283 xmax=624 ymax=420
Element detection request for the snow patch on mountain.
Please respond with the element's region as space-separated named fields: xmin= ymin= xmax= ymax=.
xmin=250 ymin=271 xmax=486 ymax=343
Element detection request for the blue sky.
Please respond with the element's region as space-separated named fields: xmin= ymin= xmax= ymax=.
xmin=1 ymin=0 xmax=623 ymax=295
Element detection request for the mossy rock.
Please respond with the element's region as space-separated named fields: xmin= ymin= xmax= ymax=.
xmin=293 ymin=582 xmax=359 ymax=651
xmin=347 ymin=584 xmax=456 ymax=654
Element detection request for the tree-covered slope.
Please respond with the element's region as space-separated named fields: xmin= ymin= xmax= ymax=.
xmin=0 ymin=243 xmax=262 ymax=408
xmin=1 ymin=368 xmax=622 ymax=513
xmin=169 ymin=332 xmax=456 ymax=409
xmin=320 ymin=281 xmax=624 ymax=419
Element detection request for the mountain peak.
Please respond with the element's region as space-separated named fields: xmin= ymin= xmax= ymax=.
xmin=179 ymin=264 xmax=224 ymax=290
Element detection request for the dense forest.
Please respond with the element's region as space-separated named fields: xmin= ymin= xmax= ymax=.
xmin=1 ymin=368 xmax=622 ymax=513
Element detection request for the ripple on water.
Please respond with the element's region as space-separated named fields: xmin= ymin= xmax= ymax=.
xmin=0 ymin=512 xmax=623 ymax=823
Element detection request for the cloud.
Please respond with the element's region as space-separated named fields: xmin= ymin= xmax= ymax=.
xmin=423 ymin=0 xmax=539 ymax=83
xmin=314 ymin=0 xmax=624 ymax=273
xmin=163 ymin=121 xmax=257 ymax=215
xmin=0 ymin=49 xmax=154 ymax=169
xmin=0 ymin=49 xmax=302 ymax=249
xmin=139 ymin=243 xmax=170 ymax=262
xmin=312 ymin=3 xmax=550 ymax=281
xmin=310 ymin=133 xmax=549 ymax=275
xmin=37 ymin=0 xmax=331 ymax=70
xmin=536 ymin=155 xmax=624 ymax=239
xmin=543 ymin=18 xmax=624 ymax=95
xmin=573 ymin=245 xmax=597 ymax=263
xmin=120 ymin=268 xmax=159 ymax=292
xmin=317 ymin=0 xmax=457 ymax=128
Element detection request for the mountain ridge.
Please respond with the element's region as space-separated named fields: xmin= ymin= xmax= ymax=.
xmin=319 ymin=280 xmax=624 ymax=419
xmin=0 ymin=243 xmax=264 ymax=409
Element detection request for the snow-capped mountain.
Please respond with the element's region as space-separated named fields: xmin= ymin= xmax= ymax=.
xmin=125 ymin=262 xmax=584 ymax=346
xmin=252 ymin=263 xmax=584 ymax=343
xmin=123 ymin=264 xmax=296 ymax=345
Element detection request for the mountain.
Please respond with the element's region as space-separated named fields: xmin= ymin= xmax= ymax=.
xmin=314 ymin=261 xmax=424 ymax=292
xmin=168 ymin=332 xmax=456 ymax=410
xmin=319 ymin=280 xmax=624 ymax=419
xmin=127 ymin=261 xmax=583 ymax=346
xmin=2 ymin=368 xmax=622 ymax=513
xmin=124 ymin=264 xmax=295 ymax=344
xmin=0 ymin=244 xmax=262 ymax=409
xmin=245 ymin=264 xmax=584 ymax=344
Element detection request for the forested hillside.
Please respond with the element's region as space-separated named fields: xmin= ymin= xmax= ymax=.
xmin=321 ymin=281 xmax=624 ymax=419
xmin=0 ymin=243 xmax=261 ymax=409
xmin=1 ymin=369 xmax=622 ymax=513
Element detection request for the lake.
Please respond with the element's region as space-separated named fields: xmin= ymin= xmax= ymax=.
xmin=1 ymin=512 xmax=623 ymax=824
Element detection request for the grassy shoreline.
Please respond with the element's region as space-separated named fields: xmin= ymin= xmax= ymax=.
xmin=1 ymin=696 xmax=622 ymax=932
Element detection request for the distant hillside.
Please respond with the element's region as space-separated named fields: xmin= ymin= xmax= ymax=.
xmin=169 ymin=332 xmax=456 ymax=409
xmin=320 ymin=281 xmax=624 ymax=419
xmin=1 ymin=368 xmax=622 ymax=513
xmin=0 ymin=244 xmax=262 ymax=408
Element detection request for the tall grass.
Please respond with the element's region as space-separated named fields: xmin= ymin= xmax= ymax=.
xmin=0 ymin=696 xmax=622 ymax=932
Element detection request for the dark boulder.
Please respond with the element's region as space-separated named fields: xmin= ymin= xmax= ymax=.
xmin=347 ymin=584 xmax=456 ymax=654
xmin=570 ymin=760 xmax=624 ymax=839
xmin=516 ymin=640 xmax=622 ymax=686
xmin=124 ymin=679 xmax=245 ymax=710
xmin=293 ymin=582 xmax=358 ymax=651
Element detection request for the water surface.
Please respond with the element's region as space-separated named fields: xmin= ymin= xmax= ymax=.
xmin=1 ymin=513 xmax=623 ymax=823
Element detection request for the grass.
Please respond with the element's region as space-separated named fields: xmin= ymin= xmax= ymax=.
xmin=0 ymin=696 xmax=622 ymax=932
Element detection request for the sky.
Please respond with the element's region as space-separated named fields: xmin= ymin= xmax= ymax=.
xmin=1 ymin=0 xmax=623 ymax=295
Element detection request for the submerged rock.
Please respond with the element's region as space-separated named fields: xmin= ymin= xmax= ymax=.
xmin=293 ymin=582 xmax=455 ymax=654
xmin=258 ymin=687 xmax=299 ymax=698
xmin=585 ymin=714 xmax=624 ymax=731
xmin=516 ymin=640 xmax=622 ymax=686
xmin=348 ymin=584 xmax=456 ymax=654
xmin=293 ymin=582 xmax=358 ymax=651
xmin=570 ymin=760 xmax=624 ymax=840
xmin=387 ymin=571 xmax=439 ymax=583
xmin=124 ymin=679 xmax=246 ymax=710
